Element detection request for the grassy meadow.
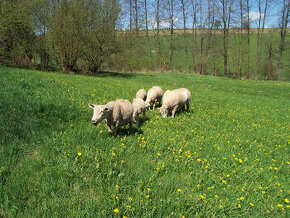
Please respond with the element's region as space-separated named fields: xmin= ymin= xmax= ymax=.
xmin=114 ymin=32 xmax=290 ymax=81
xmin=0 ymin=67 xmax=289 ymax=217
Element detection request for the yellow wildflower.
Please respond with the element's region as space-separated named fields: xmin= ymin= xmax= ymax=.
xmin=78 ymin=152 xmax=82 ymax=156
xmin=285 ymin=199 xmax=289 ymax=204
xmin=114 ymin=208 xmax=119 ymax=213
xmin=250 ymin=203 xmax=254 ymax=207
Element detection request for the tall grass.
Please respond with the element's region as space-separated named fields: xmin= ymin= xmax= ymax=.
xmin=0 ymin=67 xmax=289 ymax=217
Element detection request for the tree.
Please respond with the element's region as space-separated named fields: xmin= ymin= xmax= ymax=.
xmin=0 ymin=0 xmax=35 ymax=66
xmin=181 ymin=0 xmax=189 ymax=72
xmin=278 ymin=0 xmax=289 ymax=80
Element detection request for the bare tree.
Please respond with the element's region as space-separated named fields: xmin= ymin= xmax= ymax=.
xmin=255 ymin=0 xmax=269 ymax=80
xmin=134 ymin=0 xmax=139 ymax=37
xmin=156 ymin=0 xmax=161 ymax=60
xmin=216 ymin=0 xmax=234 ymax=76
xmin=278 ymin=0 xmax=289 ymax=80
xmin=246 ymin=0 xmax=250 ymax=78
xmin=181 ymin=0 xmax=189 ymax=72
xmin=144 ymin=0 xmax=152 ymax=56
xmin=191 ymin=0 xmax=198 ymax=73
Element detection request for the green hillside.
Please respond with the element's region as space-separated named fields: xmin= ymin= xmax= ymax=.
xmin=0 ymin=67 xmax=289 ymax=217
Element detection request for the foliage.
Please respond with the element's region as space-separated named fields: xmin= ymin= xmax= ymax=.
xmin=0 ymin=67 xmax=289 ymax=217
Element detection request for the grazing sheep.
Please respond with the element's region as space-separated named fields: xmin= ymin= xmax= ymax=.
xmin=132 ymin=98 xmax=146 ymax=127
xmin=159 ymin=88 xmax=191 ymax=118
xmin=89 ymin=99 xmax=134 ymax=136
xmin=136 ymin=89 xmax=147 ymax=101
xmin=145 ymin=86 xmax=163 ymax=110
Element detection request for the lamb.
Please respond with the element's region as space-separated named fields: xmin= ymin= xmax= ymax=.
xmin=132 ymin=97 xmax=146 ymax=127
xmin=89 ymin=99 xmax=134 ymax=136
xmin=136 ymin=89 xmax=147 ymax=101
xmin=159 ymin=88 xmax=191 ymax=118
xmin=145 ymin=86 xmax=163 ymax=110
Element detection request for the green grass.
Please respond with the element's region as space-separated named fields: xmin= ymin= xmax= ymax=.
xmin=115 ymin=33 xmax=290 ymax=81
xmin=0 ymin=67 xmax=289 ymax=217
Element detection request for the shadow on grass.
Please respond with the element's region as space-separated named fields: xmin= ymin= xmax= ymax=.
xmin=117 ymin=127 xmax=143 ymax=136
xmin=91 ymin=71 xmax=136 ymax=78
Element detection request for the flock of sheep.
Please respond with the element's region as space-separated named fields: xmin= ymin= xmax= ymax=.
xmin=89 ymin=86 xmax=191 ymax=136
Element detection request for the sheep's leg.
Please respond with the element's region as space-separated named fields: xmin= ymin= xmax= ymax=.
xmin=186 ymin=102 xmax=190 ymax=112
xmin=105 ymin=123 xmax=113 ymax=135
xmin=172 ymin=105 xmax=179 ymax=117
xmin=135 ymin=115 xmax=139 ymax=127
xmin=111 ymin=121 xmax=119 ymax=137
xmin=153 ymin=100 xmax=157 ymax=110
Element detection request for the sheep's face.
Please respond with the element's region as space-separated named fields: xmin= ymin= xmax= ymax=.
xmin=160 ymin=107 xmax=168 ymax=118
xmin=89 ymin=104 xmax=109 ymax=125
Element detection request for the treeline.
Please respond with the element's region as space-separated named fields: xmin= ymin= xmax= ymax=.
xmin=0 ymin=0 xmax=120 ymax=72
xmin=0 ymin=0 xmax=289 ymax=80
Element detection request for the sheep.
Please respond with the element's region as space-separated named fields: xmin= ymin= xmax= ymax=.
xmin=159 ymin=88 xmax=191 ymax=118
xmin=136 ymin=89 xmax=147 ymax=101
xmin=89 ymin=99 xmax=134 ymax=136
xmin=145 ymin=86 xmax=163 ymax=110
xmin=132 ymin=97 xmax=146 ymax=127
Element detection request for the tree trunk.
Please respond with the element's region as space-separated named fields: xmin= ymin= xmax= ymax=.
xmin=156 ymin=0 xmax=161 ymax=63
xmin=169 ymin=0 xmax=174 ymax=70
xmin=181 ymin=0 xmax=189 ymax=72
xmin=278 ymin=0 xmax=289 ymax=80
xmin=246 ymin=0 xmax=250 ymax=78
xmin=145 ymin=0 xmax=152 ymax=57
xmin=191 ymin=0 xmax=197 ymax=73
xmin=134 ymin=0 xmax=138 ymax=38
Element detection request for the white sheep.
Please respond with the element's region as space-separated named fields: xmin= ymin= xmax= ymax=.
xmin=132 ymin=97 xmax=146 ymax=127
xmin=89 ymin=99 xmax=134 ymax=136
xmin=159 ymin=88 xmax=191 ymax=118
xmin=145 ymin=86 xmax=163 ymax=110
xmin=136 ymin=89 xmax=147 ymax=101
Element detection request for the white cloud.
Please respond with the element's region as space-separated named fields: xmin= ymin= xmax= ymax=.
xmin=248 ymin=11 xmax=263 ymax=21
xmin=149 ymin=17 xmax=179 ymax=29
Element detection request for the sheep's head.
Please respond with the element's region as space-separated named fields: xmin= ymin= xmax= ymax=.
xmin=88 ymin=104 xmax=110 ymax=125
xmin=145 ymin=100 xmax=151 ymax=109
xmin=159 ymin=106 xmax=169 ymax=118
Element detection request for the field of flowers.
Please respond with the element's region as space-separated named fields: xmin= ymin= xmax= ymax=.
xmin=0 ymin=67 xmax=289 ymax=217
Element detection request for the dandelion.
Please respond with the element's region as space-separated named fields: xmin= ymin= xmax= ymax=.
xmin=215 ymin=195 xmax=219 ymax=199
xmin=128 ymin=197 xmax=133 ymax=201
xmin=240 ymin=197 xmax=245 ymax=200
xmin=238 ymin=204 xmax=241 ymax=208
xmin=114 ymin=208 xmax=119 ymax=213
xmin=145 ymin=195 xmax=150 ymax=199
xmin=177 ymin=189 xmax=181 ymax=192
xmin=250 ymin=203 xmax=254 ymax=207
xmin=121 ymin=160 xmax=125 ymax=164
xmin=200 ymin=195 xmax=204 ymax=199
xmin=123 ymin=216 xmax=128 ymax=218
xmin=112 ymin=152 xmax=116 ymax=157
xmin=285 ymin=199 xmax=289 ymax=204
xmin=115 ymin=185 xmax=119 ymax=190
xmin=126 ymin=205 xmax=131 ymax=209
xmin=238 ymin=159 xmax=243 ymax=163
xmin=277 ymin=204 xmax=283 ymax=208
xmin=78 ymin=152 xmax=82 ymax=156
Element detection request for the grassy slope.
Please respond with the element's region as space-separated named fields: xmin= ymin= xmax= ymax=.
xmin=0 ymin=67 xmax=289 ymax=217
xmin=133 ymin=33 xmax=290 ymax=80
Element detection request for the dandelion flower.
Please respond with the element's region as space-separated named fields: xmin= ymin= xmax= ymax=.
xmin=78 ymin=152 xmax=82 ymax=156
xmin=250 ymin=203 xmax=254 ymax=207
xmin=285 ymin=199 xmax=289 ymax=204
xmin=177 ymin=189 xmax=181 ymax=192
xmin=114 ymin=208 xmax=119 ymax=213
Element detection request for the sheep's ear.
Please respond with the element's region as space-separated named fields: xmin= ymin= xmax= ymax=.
xmin=104 ymin=107 xmax=109 ymax=111
xmin=88 ymin=104 xmax=95 ymax=109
